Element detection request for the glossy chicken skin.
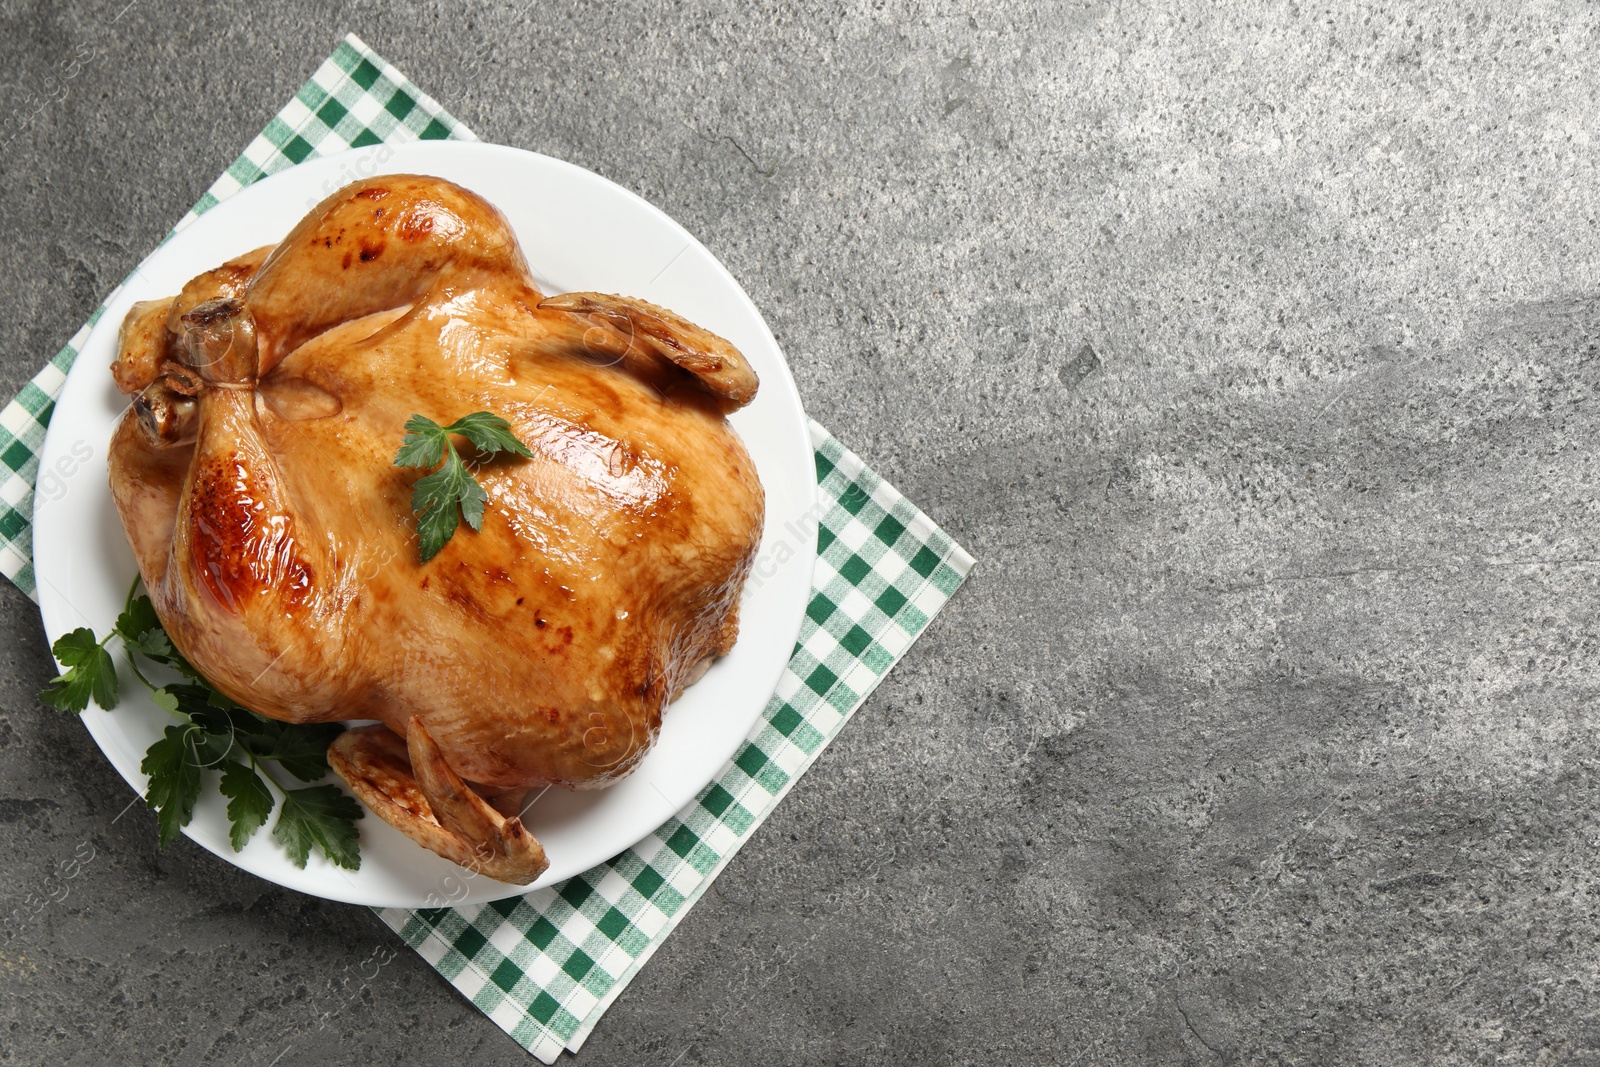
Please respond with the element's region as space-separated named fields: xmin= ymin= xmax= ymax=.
xmin=107 ymin=175 xmax=764 ymax=882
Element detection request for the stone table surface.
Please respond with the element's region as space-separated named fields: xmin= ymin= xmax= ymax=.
xmin=4 ymin=2 xmax=1600 ymax=1064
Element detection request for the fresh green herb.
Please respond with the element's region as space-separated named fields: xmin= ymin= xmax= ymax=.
xmin=38 ymin=627 xmax=118 ymax=713
xmin=116 ymin=593 xmax=199 ymax=679
xmin=273 ymin=785 xmax=364 ymax=870
xmin=139 ymin=724 xmax=204 ymax=848
xmin=262 ymin=723 xmax=347 ymax=782
xmin=37 ymin=579 xmax=362 ymax=870
xmin=394 ymin=411 xmax=533 ymax=562
xmin=219 ymin=760 xmax=274 ymax=852
xmin=114 ymin=594 xmax=162 ymax=653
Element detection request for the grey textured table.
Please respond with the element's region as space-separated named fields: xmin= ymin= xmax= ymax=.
xmin=4 ymin=3 xmax=1599 ymax=1064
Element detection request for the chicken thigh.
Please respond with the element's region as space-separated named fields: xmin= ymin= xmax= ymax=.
xmin=106 ymin=175 xmax=765 ymax=883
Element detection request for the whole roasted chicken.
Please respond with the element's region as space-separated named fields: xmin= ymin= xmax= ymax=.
xmin=107 ymin=175 xmax=764 ymax=883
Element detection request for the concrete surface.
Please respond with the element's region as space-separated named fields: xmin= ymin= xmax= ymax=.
xmin=4 ymin=1 xmax=1600 ymax=1063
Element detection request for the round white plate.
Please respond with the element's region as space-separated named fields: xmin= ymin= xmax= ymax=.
xmin=32 ymin=142 xmax=816 ymax=908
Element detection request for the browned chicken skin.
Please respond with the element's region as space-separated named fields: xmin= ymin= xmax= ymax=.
xmin=106 ymin=175 xmax=764 ymax=883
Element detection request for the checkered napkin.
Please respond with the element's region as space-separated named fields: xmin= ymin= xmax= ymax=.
xmin=0 ymin=34 xmax=974 ymax=1061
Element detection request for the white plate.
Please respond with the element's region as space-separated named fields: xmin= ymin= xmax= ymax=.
xmin=32 ymin=142 xmax=816 ymax=908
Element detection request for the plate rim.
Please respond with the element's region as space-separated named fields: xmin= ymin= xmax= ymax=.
xmin=31 ymin=140 xmax=816 ymax=907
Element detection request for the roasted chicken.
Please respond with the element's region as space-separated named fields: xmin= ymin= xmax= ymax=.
xmin=106 ymin=175 xmax=764 ymax=883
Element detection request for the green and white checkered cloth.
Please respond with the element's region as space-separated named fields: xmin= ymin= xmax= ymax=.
xmin=0 ymin=34 xmax=974 ymax=1061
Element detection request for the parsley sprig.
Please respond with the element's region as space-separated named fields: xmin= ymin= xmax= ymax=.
xmin=38 ymin=577 xmax=362 ymax=869
xmin=38 ymin=627 xmax=118 ymax=713
xmin=394 ymin=411 xmax=532 ymax=562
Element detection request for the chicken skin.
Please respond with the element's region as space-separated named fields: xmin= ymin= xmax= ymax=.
xmin=106 ymin=175 xmax=764 ymax=883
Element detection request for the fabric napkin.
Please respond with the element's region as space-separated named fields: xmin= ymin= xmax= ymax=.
xmin=0 ymin=34 xmax=975 ymax=1061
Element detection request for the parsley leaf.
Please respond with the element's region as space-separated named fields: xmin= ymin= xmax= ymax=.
xmin=263 ymin=722 xmax=345 ymax=782
xmin=410 ymin=460 xmax=468 ymax=561
xmin=166 ymin=682 xmax=230 ymax=722
xmin=179 ymin=689 xmax=337 ymax=779
xmin=273 ymin=785 xmax=363 ymax=870
xmin=116 ymin=594 xmax=201 ymax=679
xmin=39 ymin=627 xmax=118 ymax=713
xmin=129 ymin=628 xmax=177 ymax=663
xmin=444 ymin=411 xmax=534 ymax=459
xmin=114 ymin=595 xmax=162 ymax=647
xmin=141 ymin=724 xmax=203 ymax=847
xmin=219 ymin=760 xmax=274 ymax=851
xmin=454 ymin=469 xmax=490 ymax=531
xmin=394 ymin=414 xmax=449 ymax=469
xmin=189 ymin=725 xmax=237 ymax=770
xmin=394 ymin=410 xmax=531 ymax=562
